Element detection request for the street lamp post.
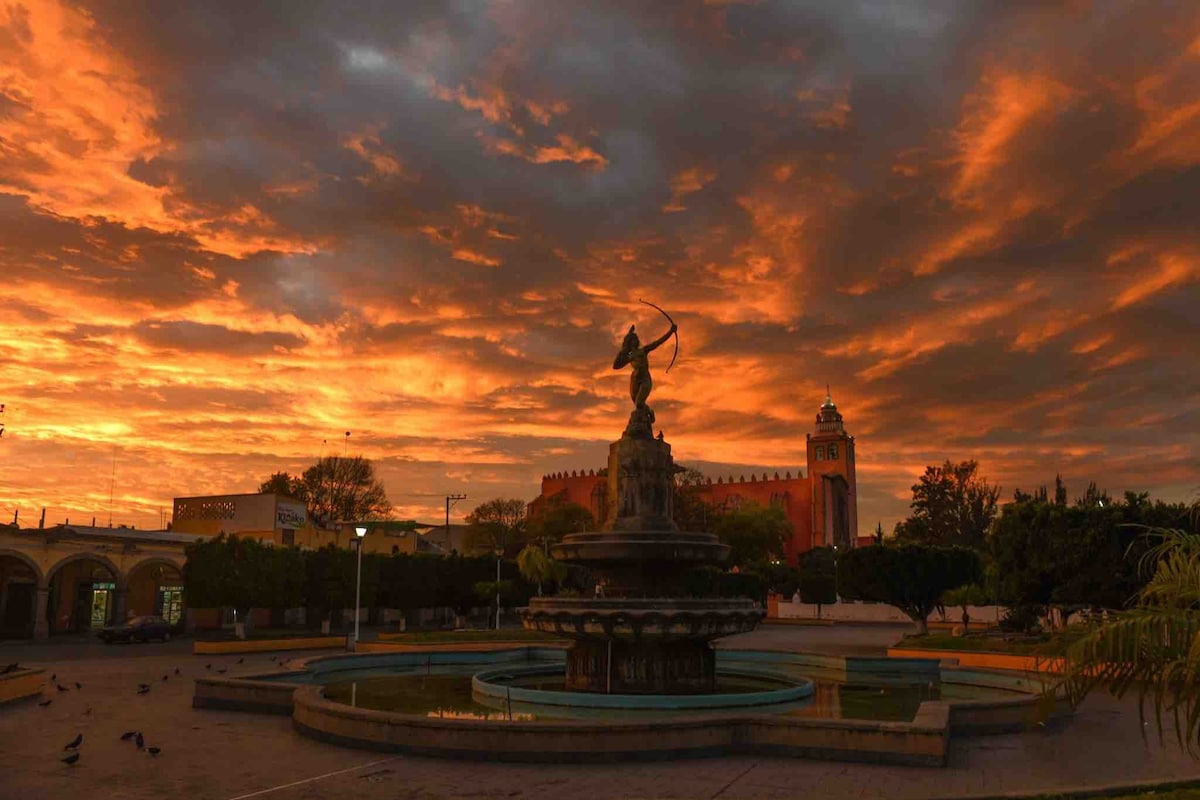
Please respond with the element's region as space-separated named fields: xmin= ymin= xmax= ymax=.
xmin=354 ymin=526 xmax=367 ymax=648
xmin=495 ymin=547 xmax=502 ymax=631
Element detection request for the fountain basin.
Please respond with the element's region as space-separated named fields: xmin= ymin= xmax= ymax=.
xmin=471 ymin=663 xmax=812 ymax=713
xmin=524 ymin=597 xmax=764 ymax=693
xmin=523 ymin=597 xmax=763 ymax=641
xmin=194 ymin=645 xmax=1070 ymax=766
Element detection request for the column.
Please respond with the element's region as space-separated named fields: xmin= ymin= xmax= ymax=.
xmin=113 ymin=588 xmax=128 ymax=624
xmin=33 ymin=586 xmax=49 ymax=640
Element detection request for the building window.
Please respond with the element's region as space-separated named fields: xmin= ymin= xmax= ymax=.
xmin=828 ymin=444 xmax=839 ymax=459
xmin=815 ymin=446 xmax=825 ymax=460
xmin=157 ymin=585 xmax=184 ymax=625
xmin=281 ymin=529 xmax=295 ymax=547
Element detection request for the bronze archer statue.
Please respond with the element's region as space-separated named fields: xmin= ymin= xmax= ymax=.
xmin=613 ymin=322 xmax=676 ymax=412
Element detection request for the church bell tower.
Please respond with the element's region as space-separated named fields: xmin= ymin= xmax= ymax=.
xmin=806 ymin=389 xmax=858 ymax=550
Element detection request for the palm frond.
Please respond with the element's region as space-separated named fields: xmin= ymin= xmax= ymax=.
xmin=1057 ymin=504 xmax=1200 ymax=752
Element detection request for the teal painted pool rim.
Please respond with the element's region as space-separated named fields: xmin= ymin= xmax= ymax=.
xmin=248 ymin=647 xmax=1043 ymax=704
xmin=470 ymin=664 xmax=814 ymax=710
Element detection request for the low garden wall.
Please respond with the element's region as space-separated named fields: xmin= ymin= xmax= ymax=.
xmin=773 ymin=600 xmax=1005 ymax=625
xmin=887 ymin=647 xmax=1064 ymax=674
xmin=0 ymin=668 xmax=45 ymax=706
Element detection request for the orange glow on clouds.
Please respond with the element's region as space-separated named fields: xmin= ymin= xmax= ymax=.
xmin=1 ymin=1 xmax=1197 ymax=531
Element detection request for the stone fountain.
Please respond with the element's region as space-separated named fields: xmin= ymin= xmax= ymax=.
xmin=522 ymin=311 xmax=763 ymax=693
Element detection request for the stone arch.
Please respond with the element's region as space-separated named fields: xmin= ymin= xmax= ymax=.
xmin=44 ymin=552 xmax=124 ymax=635
xmin=0 ymin=548 xmax=44 ymax=587
xmin=45 ymin=552 xmax=124 ymax=588
xmin=124 ymin=557 xmax=186 ymax=624
xmin=124 ymin=556 xmax=185 ymax=582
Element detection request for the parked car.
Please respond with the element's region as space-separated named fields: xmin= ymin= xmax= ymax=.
xmin=98 ymin=615 xmax=172 ymax=643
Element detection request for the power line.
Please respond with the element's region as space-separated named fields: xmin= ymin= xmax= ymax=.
xmin=445 ymin=493 xmax=467 ymax=530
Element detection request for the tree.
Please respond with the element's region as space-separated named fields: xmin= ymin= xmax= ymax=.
xmin=713 ymin=502 xmax=791 ymax=568
xmin=182 ymin=534 xmax=286 ymax=638
xmin=260 ymin=456 xmax=391 ymax=527
xmin=941 ymin=584 xmax=990 ymax=632
xmin=516 ymin=545 xmax=567 ymax=596
xmin=526 ymin=501 xmax=594 ymax=547
xmin=436 ymin=554 xmax=497 ymax=621
xmin=674 ymin=465 xmax=719 ymax=533
xmin=376 ymin=554 xmax=441 ymax=615
xmin=1059 ymin=503 xmax=1200 ymax=751
xmin=304 ymin=544 xmax=379 ymax=627
xmin=798 ymin=546 xmax=838 ymax=616
xmin=893 ymin=460 xmax=1000 ymax=551
xmin=990 ymin=485 xmax=1189 ymax=630
xmin=683 ymin=566 xmax=767 ymax=601
xmin=838 ymin=544 xmax=982 ymax=634
xmin=258 ymin=471 xmax=305 ymax=499
xmin=463 ymin=498 xmax=528 ymax=556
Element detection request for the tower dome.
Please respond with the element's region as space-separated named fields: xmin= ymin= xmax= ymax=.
xmin=815 ymin=386 xmax=844 ymax=433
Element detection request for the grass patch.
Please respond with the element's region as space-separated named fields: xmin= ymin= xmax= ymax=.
xmin=898 ymin=632 xmax=1066 ymax=656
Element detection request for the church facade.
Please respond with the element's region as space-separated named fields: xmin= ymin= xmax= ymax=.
xmin=530 ymin=393 xmax=859 ymax=566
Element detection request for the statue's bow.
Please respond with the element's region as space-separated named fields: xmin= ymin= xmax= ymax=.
xmin=639 ymin=298 xmax=679 ymax=373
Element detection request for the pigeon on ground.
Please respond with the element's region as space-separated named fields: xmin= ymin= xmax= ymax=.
xmin=38 ymin=699 xmax=52 ymax=707
xmin=136 ymin=686 xmax=150 ymax=695
xmin=1 ymin=663 xmax=18 ymax=674
xmin=120 ymin=730 xmax=138 ymax=741
xmin=204 ymin=664 xmax=211 ymax=670
xmin=61 ymin=752 xmax=80 ymax=766
xmin=161 ymin=675 xmax=168 ymax=682
xmin=174 ymin=667 xmax=180 ymax=676
xmin=75 ymin=682 xmax=82 ymax=690
xmin=216 ymin=669 xmax=227 ymax=675
xmin=84 ymin=707 xmax=92 ymax=716
xmin=63 ymin=734 xmax=82 ymax=750
xmin=56 ymin=684 xmax=68 ymax=692
xmin=236 ymin=657 xmax=244 ymax=664
xmin=135 ymin=732 xmax=145 ymax=750
xmin=50 ymin=673 xmax=56 ymax=681
xmin=147 ymin=747 xmax=161 ymax=756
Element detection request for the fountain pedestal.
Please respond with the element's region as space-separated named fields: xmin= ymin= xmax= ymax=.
xmin=522 ymin=409 xmax=763 ymax=694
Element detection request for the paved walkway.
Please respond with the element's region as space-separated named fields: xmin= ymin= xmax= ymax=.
xmin=1 ymin=626 xmax=1197 ymax=800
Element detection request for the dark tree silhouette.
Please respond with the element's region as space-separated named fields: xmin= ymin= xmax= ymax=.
xmin=259 ymin=456 xmax=390 ymax=526
xmin=893 ymin=460 xmax=1000 ymax=551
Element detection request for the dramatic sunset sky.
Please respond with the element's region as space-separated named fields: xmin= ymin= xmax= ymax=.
xmin=1 ymin=1 xmax=1197 ymax=531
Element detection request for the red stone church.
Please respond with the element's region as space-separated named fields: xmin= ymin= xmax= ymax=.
xmin=530 ymin=393 xmax=860 ymax=565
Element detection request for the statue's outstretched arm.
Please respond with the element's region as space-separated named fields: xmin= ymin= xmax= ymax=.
xmin=644 ymin=324 xmax=677 ymax=353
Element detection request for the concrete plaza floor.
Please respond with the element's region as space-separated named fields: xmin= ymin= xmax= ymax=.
xmin=1 ymin=624 xmax=1198 ymax=800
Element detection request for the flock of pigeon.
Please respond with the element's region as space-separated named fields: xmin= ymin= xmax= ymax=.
xmin=4 ymin=652 xmax=284 ymax=769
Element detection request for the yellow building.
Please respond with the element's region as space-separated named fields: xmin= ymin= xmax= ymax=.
xmin=330 ymin=520 xmax=447 ymax=555
xmin=172 ymin=492 xmax=329 ymax=547
xmin=0 ymin=523 xmax=198 ymax=639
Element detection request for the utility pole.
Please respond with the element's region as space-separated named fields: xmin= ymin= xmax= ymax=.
xmin=444 ymin=493 xmax=467 ymax=532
